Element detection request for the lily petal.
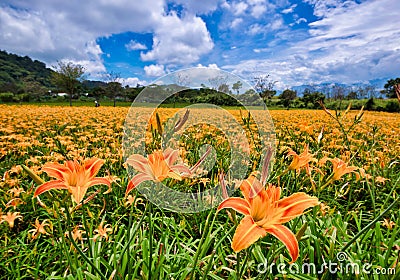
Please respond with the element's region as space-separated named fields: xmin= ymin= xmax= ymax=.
xmin=85 ymin=158 xmax=104 ymax=178
xmin=232 ymin=215 xmax=267 ymax=252
xmin=42 ymin=163 xmax=70 ymax=180
xmin=126 ymin=154 xmax=153 ymax=174
xmin=70 ymin=185 xmax=88 ymax=204
xmin=278 ymin=193 xmax=319 ymax=223
xmin=217 ymin=197 xmax=251 ymax=216
xmin=34 ymin=180 xmax=68 ymax=197
xmin=266 ymin=224 xmax=299 ymax=263
xmin=163 ymin=148 xmax=180 ymax=167
xmin=170 ymin=164 xmax=191 ymax=175
xmin=240 ymin=176 xmax=264 ymax=200
xmin=126 ymin=173 xmax=153 ymax=196
xmin=87 ymin=177 xmax=111 ymax=188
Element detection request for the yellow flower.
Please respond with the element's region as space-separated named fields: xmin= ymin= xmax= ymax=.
xmin=7 ymin=187 xmax=25 ymax=197
xmin=29 ymin=219 xmax=51 ymax=239
xmin=381 ymin=218 xmax=395 ymax=230
xmin=93 ymin=222 xmax=112 ymax=241
xmin=218 ymin=176 xmax=319 ymax=263
xmin=34 ymin=158 xmax=111 ymax=204
xmin=287 ymin=144 xmax=315 ymax=175
xmin=375 ymin=176 xmax=389 ymax=185
xmin=298 ymin=121 xmax=313 ymax=135
xmin=329 ymin=158 xmax=357 ymax=181
xmin=125 ymin=148 xmax=192 ymax=196
xmin=66 ymin=225 xmax=86 ymax=242
xmin=0 ymin=212 xmax=23 ymax=228
xmin=5 ymin=198 xmax=25 ymax=209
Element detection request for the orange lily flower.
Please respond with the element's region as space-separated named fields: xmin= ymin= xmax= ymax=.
xmin=0 ymin=212 xmax=23 ymax=228
xmin=329 ymin=158 xmax=357 ymax=181
xmin=29 ymin=219 xmax=51 ymax=239
xmin=93 ymin=222 xmax=113 ymax=241
xmin=34 ymin=158 xmax=111 ymax=204
xmin=298 ymin=121 xmax=313 ymax=135
xmin=218 ymin=176 xmax=318 ymax=263
xmin=66 ymin=225 xmax=86 ymax=242
xmin=287 ymin=144 xmax=315 ymax=175
xmin=125 ymin=148 xmax=191 ymax=196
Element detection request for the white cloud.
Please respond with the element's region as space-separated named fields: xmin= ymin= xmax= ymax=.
xmin=282 ymin=4 xmax=297 ymax=14
xmin=125 ymin=40 xmax=147 ymax=51
xmin=0 ymin=0 xmax=166 ymax=77
xmin=144 ymin=64 xmax=166 ymax=77
xmin=247 ymin=15 xmax=284 ymax=35
xmin=121 ymin=77 xmax=147 ymax=87
xmin=231 ymin=18 xmax=243 ymax=29
xmin=140 ymin=12 xmax=213 ymax=65
xmin=0 ymin=0 xmax=214 ymax=76
xmin=247 ymin=0 xmax=269 ymax=18
xmin=196 ymin=63 xmax=220 ymax=69
xmin=225 ymin=0 xmax=400 ymax=87
xmin=170 ymin=0 xmax=219 ymax=14
xmin=268 ymin=17 xmax=283 ymax=30
xmin=247 ymin=24 xmax=263 ymax=35
xmin=303 ymin=0 xmax=357 ymax=18
xmin=232 ymin=2 xmax=248 ymax=15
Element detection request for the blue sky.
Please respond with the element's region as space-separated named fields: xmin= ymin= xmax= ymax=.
xmin=0 ymin=0 xmax=399 ymax=89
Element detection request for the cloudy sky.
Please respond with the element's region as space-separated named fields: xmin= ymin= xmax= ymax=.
xmin=0 ymin=0 xmax=399 ymax=89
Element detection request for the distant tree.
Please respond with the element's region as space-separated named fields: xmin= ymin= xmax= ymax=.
xmin=107 ymin=81 xmax=123 ymax=107
xmin=301 ymin=89 xmax=325 ymax=109
xmin=238 ymin=89 xmax=259 ymax=105
xmin=104 ymin=71 xmax=122 ymax=107
xmin=217 ymin=83 xmax=230 ymax=94
xmin=364 ymin=85 xmax=376 ymax=99
xmin=22 ymin=78 xmax=47 ymax=101
xmin=0 ymin=82 xmax=21 ymax=94
xmin=347 ymin=91 xmax=358 ymax=100
xmin=172 ymin=72 xmax=190 ymax=108
xmin=395 ymin=84 xmax=400 ymax=104
xmin=331 ymin=85 xmax=346 ymax=100
xmin=208 ymin=75 xmax=229 ymax=92
xmin=383 ymin=78 xmax=400 ymax=98
xmin=91 ymin=86 xmax=107 ymax=100
xmin=279 ymin=89 xmax=297 ymax=109
xmin=52 ymin=61 xmax=85 ymax=106
xmin=125 ymin=86 xmax=143 ymax=101
xmin=253 ymin=74 xmax=276 ymax=108
xmin=232 ymin=81 xmax=243 ymax=94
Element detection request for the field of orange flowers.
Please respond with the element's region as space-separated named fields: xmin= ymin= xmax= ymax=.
xmin=0 ymin=104 xmax=399 ymax=279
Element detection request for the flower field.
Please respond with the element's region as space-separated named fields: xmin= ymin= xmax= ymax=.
xmin=0 ymin=104 xmax=399 ymax=279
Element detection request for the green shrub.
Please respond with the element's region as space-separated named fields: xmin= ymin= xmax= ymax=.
xmin=365 ymin=97 xmax=375 ymax=110
xmin=0 ymin=92 xmax=14 ymax=102
xmin=385 ymin=100 xmax=400 ymax=112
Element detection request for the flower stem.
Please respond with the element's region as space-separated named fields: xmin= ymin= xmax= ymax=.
xmin=148 ymin=201 xmax=154 ymax=280
xmin=64 ymin=201 xmax=107 ymax=280
xmin=189 ymin=210 xmax=216 ymax=280
xmin=339 ymin=196 xmax=399 ymax=256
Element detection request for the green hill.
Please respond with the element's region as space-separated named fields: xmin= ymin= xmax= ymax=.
xmin=0 ymin=50 xmax=54 ymax=93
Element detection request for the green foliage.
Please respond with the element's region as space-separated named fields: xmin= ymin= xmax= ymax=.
xmin=365 ymin=97 xmax=375 ymax=110
xmin=51 ymin=61 xmax=86 ymax=106
xmin=0 ymin=50 xmax=53 ymax=93
xmin=383 ymin=78 xmax=400 ymax=98
xmin=0 ymin=92 xmax=14 ymax=102
xmin=300 ymin=89 xmax=325 ymax=109
xmin=278 ymin=89 xmax=297 ymax=109
xmin=385 ymin=100 xmax=400 ymax=112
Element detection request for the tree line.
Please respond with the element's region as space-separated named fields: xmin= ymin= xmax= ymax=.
xmin=0 ymin=50 xmax=399 ymax=111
